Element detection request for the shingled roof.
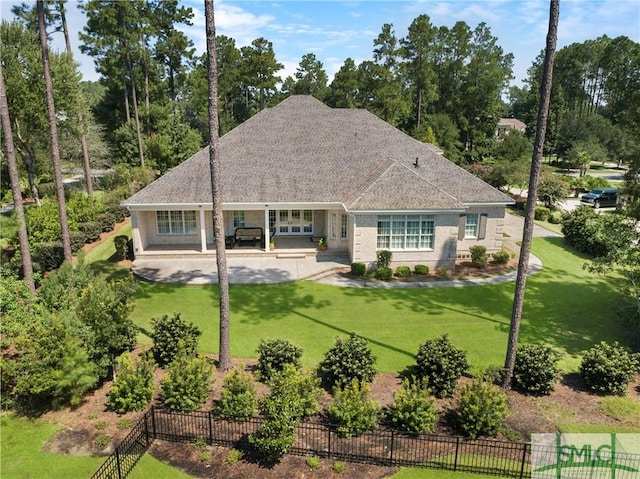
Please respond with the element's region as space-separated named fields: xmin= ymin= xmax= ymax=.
xmin=123 ymin=95 xmax=512 ymax=210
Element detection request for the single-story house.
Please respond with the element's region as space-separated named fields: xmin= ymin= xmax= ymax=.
xmin=496 ymin=118 xmax=526 ymax=136
xmin=123 ymin=95 xmax=513 ymax=269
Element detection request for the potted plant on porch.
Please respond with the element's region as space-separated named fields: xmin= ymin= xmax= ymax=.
xmin=318 ymin=236 xmax=328 ymax=251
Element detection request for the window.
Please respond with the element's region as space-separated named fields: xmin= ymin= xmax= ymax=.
xmin=377 ymin=215 xmax=434 ymax=250
xmin=233 ymin=211 xmax=245 ymax=228
xmin=340 ymin=214 xmax=348 ymax=240
xmin=465 ymin=214 xmax=479 ymax=238
xmin=156 ymin=210 xmax=197 ymax=235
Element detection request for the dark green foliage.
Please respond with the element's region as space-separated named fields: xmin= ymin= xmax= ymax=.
xmin=248 ymin=419 xmax=296 ymax=465
xmin=106 ymin=205 xmax=129 ymax=223
xmin=160 ymin=346 xmax=214 ymax=411
xmin=415 ymin=335 xmax=469 ymax=398
xmin=376 ymin=250 xmax=392 ymax=268
xmin=579 ymin=342 xmax=639 ymax=396
xmin=395 ymin=266 xmax=411 ymax=278
xmin=318 ymin=333 xmax=377 ymax=390
xmin=40 ymin=259 xmax=96 ymax=312
xmin=34 ymin=242 xmax=65 ymax=272
xmin=256 ymin=338 xmax=303 ymax=382
xmin=351 ymin=262 xmax=366 ymax=276
xmin=66 ymin=193 xmax=105 ymax=224
xmin=548 ymin=210 xmax=563 ymax=224
xmin=374 ymin=267 xmax=393 ymax=281
xmin=106 ymin=352 xmax=155 ymax=413
xmin=69 ymin=231 xmax=87 ymax=253
xmin=513 ymin=344 xmax=560 ymax=395
xmin=114 ymin=235 xmax=129 ymax=260
xmin=414 ymin=264 xmax=429 ymax=275
xmin=562 ymin=207 xmax=636 ymax=258
xmin=469 ymin=245 xmax=487 ymax=268
xmin=492 ymin=251 xmax=511 ymax=265
xmin=534 ymin=206 xmax=550 ymax=221
xmin=95 ymin=211 xmax=116 ymax=233
xmin=259 ymin=365 xmax=321 ymax=422
xmin=456 ymin=380 xmax=509 ymax=438
xmin=327 ymin=380 xmax=380 ymax=437
xmin=386 ymin=377 xmax=436 ymax=433
xmin=78 ymin=221 xmax=102 ymax=243
xmin=151 ymin=313 xmax=201 ymax=367
xmin=215 ymin=368 xmax=257 ymax=422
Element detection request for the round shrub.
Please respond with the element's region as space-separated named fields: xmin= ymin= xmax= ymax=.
xmin=318 ymin=333 xmax=377 ymax=390
xmin=376 ymin=250 xmax=392 ymax=268
xmin=249 ymin=419 xmax=296 ymax=464
xmin=456 ymin=380 xmax=509 ymax=438
xmin=256 ymin=338 xmax=303 ymax=382
xmin=259 ymin=365 xmax=321 ymax=423
xmin=415 ymin=335 xmax=469 ymax=398
xmin=492 ymin=250 xmax=511 ymax=265
xmin=414 ymin=264 xmax=429 ymax=275
xmin=436 ymin=266 xmax=450 ymax=277
xmin=351 ymin=262 xmax=366 ymax=276
xmin=114 ymin=235 xmax=129 ymax=260
xmin=513 ymin=343 xmax=560 ymax=395
xmin=386 ymin=377 xmax=436 ymax=433
xmin=579 ymin=342 xmax=639 ymax=396
xmin=469 ymin=245 xmax=487 ymax=268
xmin=96 ymin=211 xmax=117 ymax=233
xmin=327 ymin=380 xmax=380 ymax=437
xmin=374 ymin=267 xmax=393 ymax=281
xmin=106 ymin=352 xmax=155 ymax=413
xmin=215 ymin=367 xmax=257 ymax=422
xmin=69 ymin=231 xmax=87 ymax=253
xmin=151 ymin=313 xmax=202 ymax=367
xmin=35 ymin=242 xmax=65 ymax=272
xmin=395 ymin=266 xmax=411 ymax=278
xmin=78 ymin=221 xmax=102 ymax=243
xmin=534 ymin=206 xmax=550 ymax=221
xmin=160 ymin=349 xmax=214 ymax=412
xmin=548 ymin=210 xmax=563 ymax=224
xmin=106 ymin=205 xmax=130 ymax=223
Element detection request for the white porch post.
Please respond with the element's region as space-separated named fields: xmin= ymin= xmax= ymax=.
xmin=263 ymin=207 xmax=270 ymax=252
xmin=131 ymin=210 xmax=143 ymax=255
xmin=199 ymin=209 xmax=207 ymax=252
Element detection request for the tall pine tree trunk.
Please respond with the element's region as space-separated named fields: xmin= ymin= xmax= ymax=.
xmin=0 ymin=64 xmax=35 ymax=293
xmin=125 ymin=53 xmax=145 ymax=167
xmin=38 ymin=0 xmax=72 ymax=262
xmin=204 ymin=0 xmax=232 ymax=372
xmin=503 ymin=0 xmax=559 ymax=389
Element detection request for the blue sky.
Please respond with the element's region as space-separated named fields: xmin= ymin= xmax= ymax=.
xmin=8 ymin=0 xmax=639 ymax=88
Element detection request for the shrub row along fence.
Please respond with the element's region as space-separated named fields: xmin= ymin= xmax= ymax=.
xmin=94 ymin=406 xmax=532 ymax=479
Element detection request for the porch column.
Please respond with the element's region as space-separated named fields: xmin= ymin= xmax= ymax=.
xmin=263 ymin=207 xmax=270 ymax=252
xmin=199 ymin=209 xmax=207 ymax=252
xmin=131 ymin=211 xmax=143 ymax=255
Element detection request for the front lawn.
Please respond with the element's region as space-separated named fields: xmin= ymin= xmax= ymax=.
xmin=131 ymin=237 xmax=627 ymax=374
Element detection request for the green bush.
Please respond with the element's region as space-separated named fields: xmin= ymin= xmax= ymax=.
xmin=469 ymin=245 xmax=487 ymax=268
xmin=327 ymin=380 xmax=380 ymax=437
xmin=415 ymin=335 xmax=469 ymax=398
xmin=69 ymin=231 xmax=87 ymax=253
xmin=106 ymin=205 xmax=130 ymax=223
xmin=456 ymin=380 xmax=509 ymax=438
xmin=395 ymin=266 xmax=411 ymax=278
xmin=248 ymin=419 xmax=296 ymax=464
xmin=386 ymin=377 xmax=436 ymax=433
xmin=114 ymin=235 xmax=129 ymax=260
xmin=34 ymin=242 xmax=65 ymax=272
xmin=579 ymin=342 xmax=639 ymax=396
xmin=414 ymin=264 xmax=429 ymax=275
xmin=534 ymin=206 xmax=550 ymax=221
xmin=25 ymin=199 xmax=63 ymax=244
xmin=226 ymin=449 xmax=243 ymax=464
xmin=351 ymin=262 xmax=366 ymax=276
xmin=106 ymin=352 xmax=155 ymax=413
xmin=66 ymin=193 xmax=105 ymax=223
xmin=548 ymin=210 xmax=563 ymax=224
xmin=492 ymin=250 xmax=511 ymax=265
xmin=376 ymin=250 xmax=392 ymax=268
xmin=160 ymin=347 xmax=214 ymax=411
xmin=332 ymin=461 xmax=346 ymax=473
xmin=151 ymin=313 xmax=201 ymax=367
xmin=318 ymin=333 xmax=377 ymax=390
xmin=513 ymin=343 xmax=560 ymax=396
xmin=78 ymin=221 xmax=102 ymax=243
xmin=374 ymin=266 xmax=393 ymax=281
xmin=436 ymin=266 xmax=450 ymax=277
xmin=255 ymin=338 xmax=303 ymax=382
xmin=259 ymin=365 xmax=321 ymax=422
xmin=95 ymin=211 xmax=117 ymax=233
xmin=215 ymin=367 xmax=257 ymax=422
xmin=306 ymin=456 xmax=320 ymax=470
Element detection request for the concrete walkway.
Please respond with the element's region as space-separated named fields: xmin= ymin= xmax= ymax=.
xmin=132 ymin=212 xmax=561 ymax=287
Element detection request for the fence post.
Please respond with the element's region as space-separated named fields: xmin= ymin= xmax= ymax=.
xmin=454 ymin=437 xmax=460 ymax=471
xmin=208 ymin=410 xmax=214 ymax=446
xmin=151 ymin=406 xmax=157 ymax=439
xmin=389 ymin=430 xmax=395 ymax=467
xmin=327 ymin=425 xmax=331 ymax=459
xmin=519 ymin=442 xmax=530 ymax=479
xmin=115 ymin=448 xmax=122 ymax=479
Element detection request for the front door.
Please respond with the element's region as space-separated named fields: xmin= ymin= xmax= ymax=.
xmin=277 ymin=209 xmax=313 ymax=235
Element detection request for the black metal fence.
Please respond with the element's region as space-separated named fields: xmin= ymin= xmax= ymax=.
xmin=92 ymin=406 xmax=532 ymax=479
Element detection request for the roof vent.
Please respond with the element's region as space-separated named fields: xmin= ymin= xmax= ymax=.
xmin=413 ymin=157 xmax=419 ymax=168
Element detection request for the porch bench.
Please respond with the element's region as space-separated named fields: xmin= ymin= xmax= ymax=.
xmin=234 ymin=227 xmax=264 ymax=248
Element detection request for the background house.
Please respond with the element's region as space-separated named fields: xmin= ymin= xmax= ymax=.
xmin=497 ymin=118 xmax=527 ymax=136
xmin=123 ymin=95 xmax=513 ymax=269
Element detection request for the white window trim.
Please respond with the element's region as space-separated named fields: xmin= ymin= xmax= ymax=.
xmin=376 ymin=215 xmax=435 ymax=251
xmin=465 ymin=213 xmax=479 ymax=238
xmin=156 ymin=210 xmax=197 ymax=236
xmin=340 ymin=214 xmax=348 ymax=240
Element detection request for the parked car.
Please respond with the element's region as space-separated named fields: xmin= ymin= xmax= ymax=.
xmin=580 ymin=188 xmax=618 ymax=208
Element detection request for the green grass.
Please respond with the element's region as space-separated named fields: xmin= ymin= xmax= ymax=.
xmin=0 ymin=414 xmax=194 ymax=479
xmin=84 ymin=220 xmax=132 ymax=280
xmin=391 ymin=467 xmax=501 ymax=478
xmin=600 ymin=396 xmax=640 ymax=426
xmin=556 ymin=423 xmax=640 ymax=433
xmin=131 ymin=237 xmax=627 ymax=374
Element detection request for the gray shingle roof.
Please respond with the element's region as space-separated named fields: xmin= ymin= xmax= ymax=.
xmin=123 ymin=95 xmax=512 ymax=210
